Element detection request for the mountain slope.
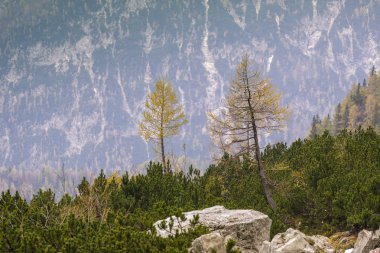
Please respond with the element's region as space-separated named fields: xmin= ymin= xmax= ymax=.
xmin=1 ymin=0 xmax=380 ymax=172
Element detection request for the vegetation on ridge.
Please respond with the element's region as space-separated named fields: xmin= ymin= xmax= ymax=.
xmin=310 ymin=66 xmax=380 ymax=137
xmin=1 ymin=128 xmax=380 ymax=251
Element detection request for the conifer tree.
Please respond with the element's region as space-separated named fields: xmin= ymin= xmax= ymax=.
xmin=365 ymin=94 xmax=377 ymax=128
xmin=352 ymin=84 xmax=364 ymax=107
xmin=208 ymin=54 xmax=287 ymax=211
xmin=333 ymin=103 xmax=343 ymax=134
xmin=373 ymin=103 xmax=380 ymax=131
xmin=78 ymin=177 xmax=90 ymax=195
xmin=139 ymin=79 xmax=188 ymax=172
xmin=342 ymin=104 xmax=350 ymax=129
xmin=310 ymin=114 xmax=321 ymax=137
xmin=349 ymin=104 xmax=360 ymax=129
xmin=321 ymin=114 xmax=333 ymax=133
xmin=371 ymin=65 xmax=376 ymax=76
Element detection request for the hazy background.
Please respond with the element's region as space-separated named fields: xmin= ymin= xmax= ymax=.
xmin=0 ymin=0 xmax=379 ymax=199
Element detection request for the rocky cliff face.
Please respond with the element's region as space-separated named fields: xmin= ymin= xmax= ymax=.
xmin=1 ymin=0 xmax=379 ymax=173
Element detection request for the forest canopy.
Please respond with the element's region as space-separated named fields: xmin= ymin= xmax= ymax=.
xmin=310 ymin=68 xmax=380 ymax=137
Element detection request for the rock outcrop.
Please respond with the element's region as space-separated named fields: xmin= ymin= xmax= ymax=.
xmin=352 ymin=229 xmax=380 ymax=253
xmin=153 ymin=205 xmax=271 ymax=252
xmin=191 ymin=232 xmax=226 ymax=253
xmin=153 ymin=206 xmax=380 ymax=253
xmin=261 ymin=228 xmax=334 ymax=253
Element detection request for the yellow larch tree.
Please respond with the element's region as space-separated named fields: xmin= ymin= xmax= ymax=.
xmin=139 ymin=79 xmax=188 ymax=172
xmin=208 ymin=54 xmax=288 ymax=211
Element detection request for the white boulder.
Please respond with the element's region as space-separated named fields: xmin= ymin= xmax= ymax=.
xmin=261 ymin=228 xmax=334 ymax=253
xmin=153 ymin=205 xmax=271 ymax=252
xmin=352 ymin=229 xmax=380 ymax=253
xmin=190 ymin=232 xmax=226 ymax=253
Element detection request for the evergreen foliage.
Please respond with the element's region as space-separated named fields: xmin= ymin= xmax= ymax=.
xmin=1 ymin=129 xmax=379 ymax=251
xmin=310 ymin=70 xmax=380 ymax=136
xmin=265 ymin=128 xmax=380 ymax=233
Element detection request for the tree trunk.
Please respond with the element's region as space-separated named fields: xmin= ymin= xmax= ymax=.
xmin=160 ymin=135 xmax=166 ymax=173
xmin=160 ymin=96 xmax=166 ymax=172
xmin=244 ymin=74 xmax=277 ymax=211
xmin=251 ymin=118 xmax=277 ymax=211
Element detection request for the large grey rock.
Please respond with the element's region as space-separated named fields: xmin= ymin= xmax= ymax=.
xmin=153 ymin=206 xmax=271 ymax=252
xmin=352 ymin=229 xmax=380 ymax=253
xmin=369 ymin=248 xmax=380 ymax=253
xmin=261 ymin=228 xmax=334 ymax=253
